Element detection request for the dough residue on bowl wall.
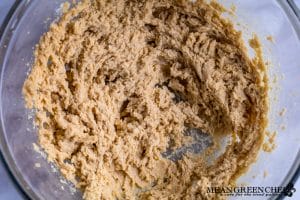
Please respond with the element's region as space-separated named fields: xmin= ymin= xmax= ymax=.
xmin=23 ymin=0 xmax=268 ymax=199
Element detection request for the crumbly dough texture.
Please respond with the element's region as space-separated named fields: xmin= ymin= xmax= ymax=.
xmin=23 ymin=0 xmax=268 ymax=199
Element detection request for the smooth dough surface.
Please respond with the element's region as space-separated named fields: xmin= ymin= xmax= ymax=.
xmin=23 ymin=0 xmax=268 ymax=199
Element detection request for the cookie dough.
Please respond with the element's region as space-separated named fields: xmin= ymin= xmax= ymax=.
xmin=23 ymin=0 xmax=268 ymax=199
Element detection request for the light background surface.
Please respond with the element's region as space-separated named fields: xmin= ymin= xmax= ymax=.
xmin=0 ymin=0 xmax=299 ymax=199
xmin=0 ymin=4 xmax=24 ymax=200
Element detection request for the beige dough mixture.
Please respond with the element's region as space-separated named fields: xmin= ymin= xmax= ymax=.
xmin=23 ymin=0 xmax=268 ymax=199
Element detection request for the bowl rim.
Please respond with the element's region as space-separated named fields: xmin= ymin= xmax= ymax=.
xmin=0 ymin=1 xmax=41 ymax=199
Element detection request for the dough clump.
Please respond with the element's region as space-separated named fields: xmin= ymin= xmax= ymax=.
xmin=23 ymin=0 xmax=268 ymax=199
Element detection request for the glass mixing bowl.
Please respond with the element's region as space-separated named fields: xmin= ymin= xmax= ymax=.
xmin=0 ymin=0 xmax=299 ymax=199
